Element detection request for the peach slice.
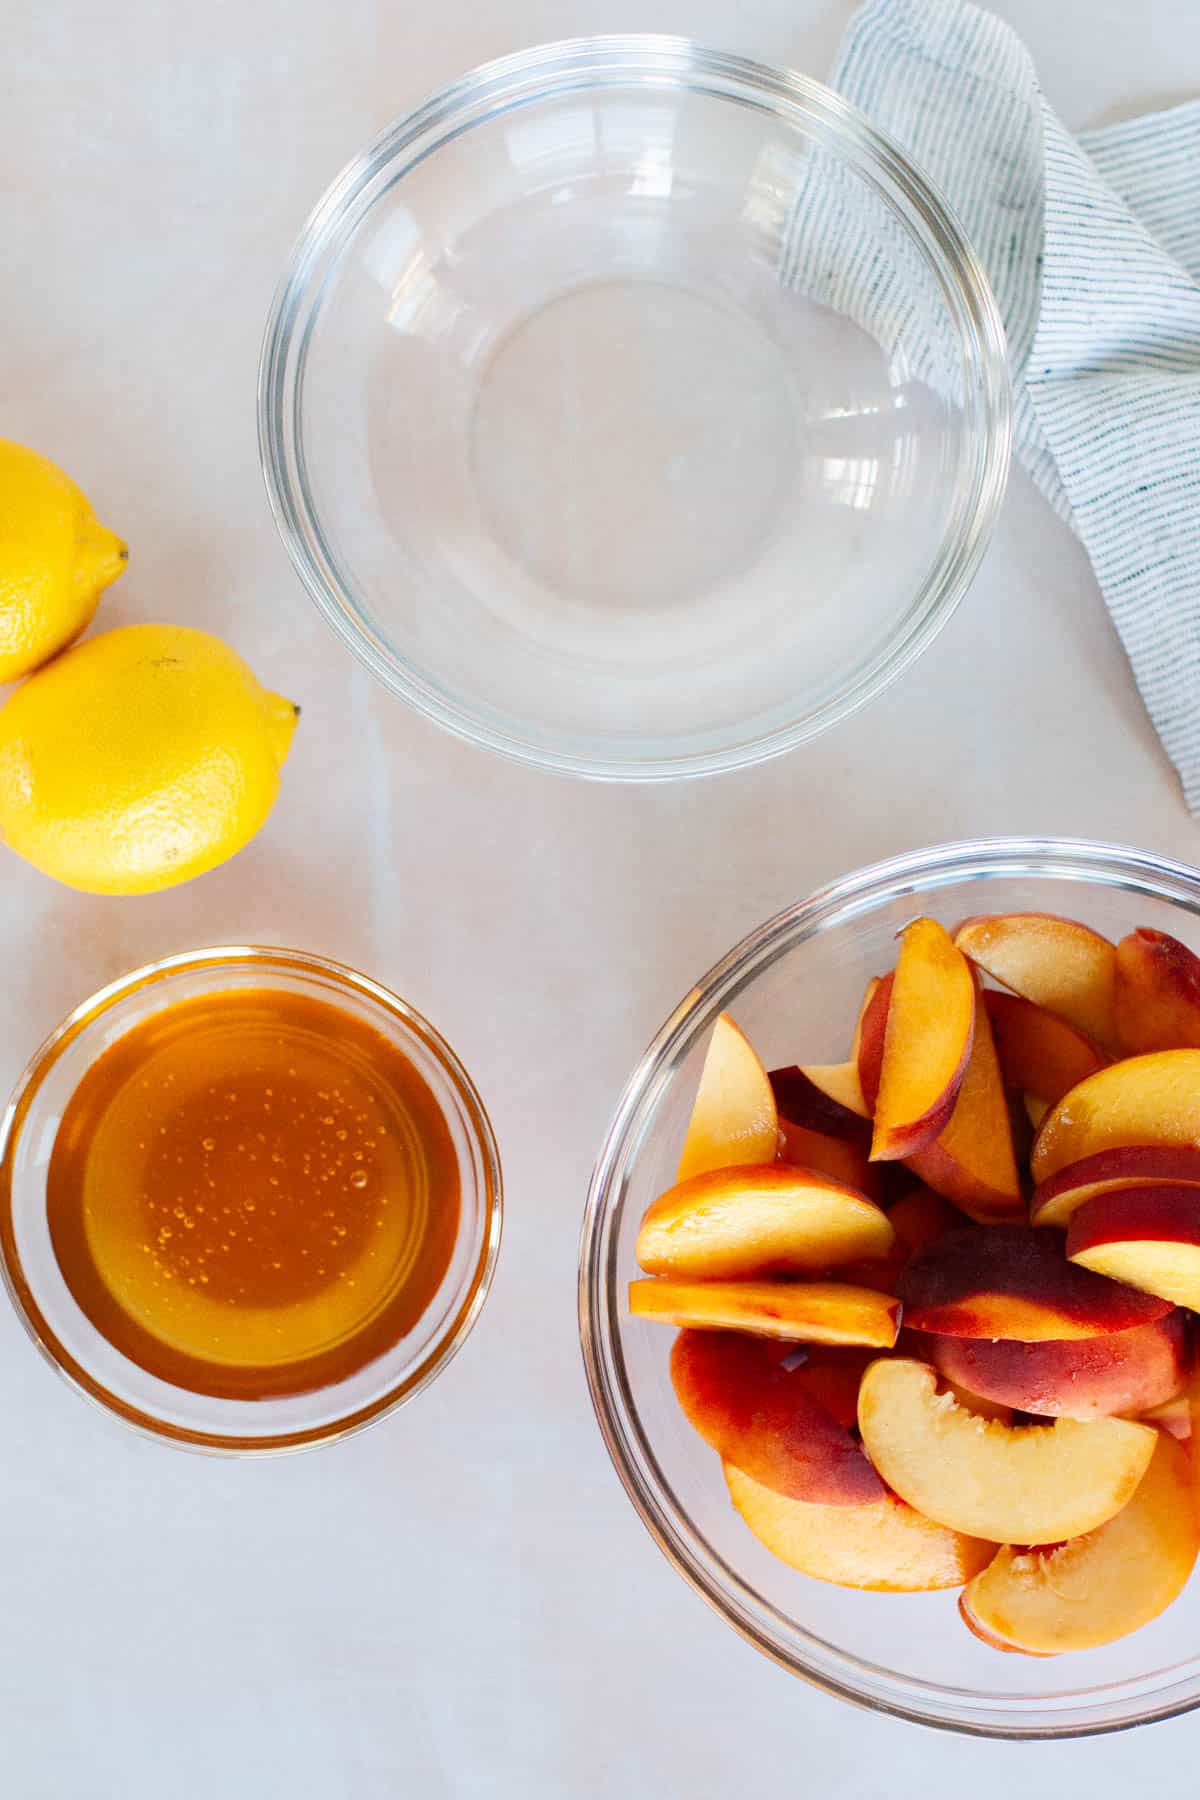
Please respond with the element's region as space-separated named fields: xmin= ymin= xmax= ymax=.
xmin=1031 ymin=1050 xmax=1200 ymax=1187
xmin=1142 ymin=1392 xmax=1192 ymax=1441
xmin=838 ymin=1185 xmax=965 ymax=1292
xmin=938 ymin=1381 xmax=1012 ymax=1424
xmin=636 ymin=1165 xmax=894 ymax=1280
xmin=677 ymin=1013 xmax=778 ymax=1183
xmin=777 ymin=1118 xmax=882 ymax=1203
xmin=871 ymin=918 xmax=975 ymax=1162
xmin=725 ymin=1463 xmax=994 ymax=1592
xmin=954 ymin=913 xmax=1117 ymax=1048
xmin=764 ymin=1345 xmax=876 ymax=1429
xmin=857 ymin=1357 xmax=1157 ymax=1542
xmin=908 ymin=1312 xmax=1188 ymax=1420
xmin=890 ymin=1183 xmax=966 ymax=1249
xmin=670 ymin=1330 xmax=883 ymax=1504
xmin=1189 ymin=1371 xmax=1200 ymax=1519
xmin=850 ymin=974 xmax=883 ymax=1060
xmin=1067 ymin=1185 xmax=1200 ymax=1310
xmin=985 ymin=991 xmax=1108 ymax=1107
xmin=769 ymin=1063 xmax=870 ymax=1141
xmin=1115 ymin=928 xmax=1200 ymax=1055
xmin=906 ymin=986 xmax=1023 ymax=1222
xmin=628 ymin=1278 xmax=899 ymax=1348
xmin=856 ymin=972 xmax=893 ymax=1113
xmin=1031 ymin=1144 xmax=1200 ymax=1230
xmin=898 ymin=1225 xmax=1171 ymax=1341
xmin=960 ymin=1430 xmax=1197 ymax=1655
xmin=1025 ymin=1094 xmax=1049 ymax=1130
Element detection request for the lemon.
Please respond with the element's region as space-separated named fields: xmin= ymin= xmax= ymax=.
xmin=0 ymin=624 xmax=299 ymax=894
xmin=0 ymin=439 xmax=127 ymax=683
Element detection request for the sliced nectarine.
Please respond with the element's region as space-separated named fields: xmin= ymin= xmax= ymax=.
xmin=636 ymin=1165 xmax=894 ymax=1280
xmin=1189 ymin=1370 xmax=1200 ymax=1521
xmin=938 ymin=1380 xmax=1013 ymax=1424
xmin=628 ymin=1278 xmax=899 ymax=1348
xmin=777 ymin=1117 xmax=882 ymax=1202
xmin=1067 ymin=1184 xmax=1200 ymax=1310
xmin=960 ymin=1430 xmax=1197 ymax=1655
xmin=725 ymin=1462 xmax=994 ymax=1592
xmin=908 ymin=1312 xmax=1187 ymax=1420
xmin=871 ymin=918 xmax=975 ymax=1162
xmin=837 ymin=1185 xmax=964 ymax=1292
xmin=1115 ymin=928 xmax=1200 ymax=1055
xmin=954 ymin=913 xmax=1117 ymax=1048
xmin=985 ymin=991 xmax=1108 ymax=1106
xmin=906 ymin=985 xmax=1022 ymax=1221
xmin=676 ymin=1013 xmax=778 ymax=1183
xmin=1142 ymin=1392 xmax=1192 ymax=1440
xmin=898 ymin=1225 xmax=1171 ymax=1341
xmin=769 ymin=1063 xmax=870 ymax=1140
xmin=1031 ymin=1050 xmax=1200 ymax=1186
xmin=1031 ymin=1144 xmax=1200 ymax=1229
xmin=1025 ymin=1094 xmax=1049 ymax=1130
xmin=671 ymin=1330 xmax=883 ymax=1504
xmin=889 ymin=1184 xmax=965 ymax=1250
xmin=763 ymin=1344 xmax=876 ymax=1429
xmin=856 ymin=972 xmax=893 ymax=1113
xmin=857 ymin=1357 xmax=1157 ymax=1542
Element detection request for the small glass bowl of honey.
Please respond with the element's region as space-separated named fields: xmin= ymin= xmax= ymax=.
xmin=0 ymin=947 xmax=501 ymax=1452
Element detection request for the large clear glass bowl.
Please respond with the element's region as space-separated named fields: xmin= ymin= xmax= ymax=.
xmin=580 ymin=840 xmax=1200 ymax=1735
xmin=259 ymin=37 xmax=1010 ymax=780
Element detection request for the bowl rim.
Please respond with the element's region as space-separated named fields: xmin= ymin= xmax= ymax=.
xmin=258 ymin=34 xmax=1013 ymax=782
xmin=578 ymin=836 xmax=1200 ymax=1736
xmin=0 ymin=945 xmax=503 ymax=1456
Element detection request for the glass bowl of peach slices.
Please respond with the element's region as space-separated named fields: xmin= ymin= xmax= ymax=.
xmin=580 ymin=839 xmax=1200 ymax=1736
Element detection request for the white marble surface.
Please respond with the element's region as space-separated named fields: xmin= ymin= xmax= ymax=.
xmin=4 ymin=1 xmax=1200 ymax=1793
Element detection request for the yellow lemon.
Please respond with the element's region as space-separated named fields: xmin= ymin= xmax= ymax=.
xmin=0 ymin=439 xmax=128 ymax=683
xmin=0 ymin=624 xmax=299 ymax=894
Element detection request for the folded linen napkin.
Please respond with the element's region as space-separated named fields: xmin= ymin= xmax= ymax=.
xmin=822 ymin=0 xmax=1200 ymax=811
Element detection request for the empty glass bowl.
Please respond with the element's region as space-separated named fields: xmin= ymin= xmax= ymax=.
xmin=579 ymin=840 xmax=1200 ymax=1735
xmin=260 ymin=37 xmax=1010 ymax=779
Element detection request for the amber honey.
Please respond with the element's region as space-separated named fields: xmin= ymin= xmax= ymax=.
xmin=46 ymin=988 xmax=460 ymax=1399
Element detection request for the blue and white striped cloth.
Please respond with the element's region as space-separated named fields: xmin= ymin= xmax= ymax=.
xmin=824 ymin=0 xmax=1200 ymax=812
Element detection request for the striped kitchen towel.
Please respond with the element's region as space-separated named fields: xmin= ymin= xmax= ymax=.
xmin=820 ymin=0 xmax=1200 ymax=811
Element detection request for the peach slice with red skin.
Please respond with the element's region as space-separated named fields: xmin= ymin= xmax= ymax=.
xmin=1188 ymin=1371 xmax=1200 ymax=1520
xmin=762 ymin=1345 xmax=875 ymax=1429
xmin=725 ymin=1462 xmax=994 ymax=1592
xmin=670 ymin=1330 xmax=884 ymax=1504
xmin=905 ymin=984 xmax=1023 ymax=1222
xmin=769 ymin=1064 xmax=870 ymax=1141
xmin=628 ymin=1278 xmax=899 ymax=1348
xmin=907 ymin=1311 xmax=1188 ymax=1420
xmin=776 ymin=1117 xmax=883 ymax=1203
xmin=1031 ymin=1144 xmax=1200 ymax=1229
xmin=960 ymin=1430 xmax=1197 ymax=1655
xmin=838 ymin=1185 xmax=965 ymax=1292
xmin=676 ymin=1013 xmax=778 ymax=1183
xmin=1067 ymin=1184 xmax=1200 ymax=1310
xmin=871 ymin=919 xmax=975 ymax=1162
xmin=898 ymin=1225 xmax=1171 ymax=1341
xmin=954 ymin=913 xmax=1118 ymax=1048
xmin=857 ymin=1357 xmax=1157 ymax=1542
xmin=636 ymin=1165 xmax=894 ymax=1280
xmin=984 ymin=991 xmax=1108 ymax=1107
xmin=856 ymin=972 xmax=893 ymax=1113
xmin=1142 ymin=1392 xmax=1192 ymax=1440
xmin=1031 ymin=1049 xmax=1200 ymax=1187
xmin=1114 ymin=928 xmax=1200 ymax=1055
